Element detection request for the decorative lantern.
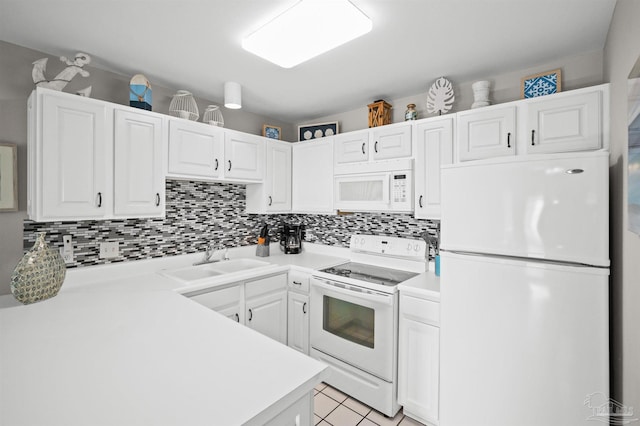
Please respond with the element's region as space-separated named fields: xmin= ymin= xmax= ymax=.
xmin=368 ymin=100 xmax=392 ymax=128
xmin=203 ymin=105 xmax=224 ymax=127
xmin=169 ymin=90 xmax=199 ymax=121
xmin=129 ymin=74 xmax=152 ymax=111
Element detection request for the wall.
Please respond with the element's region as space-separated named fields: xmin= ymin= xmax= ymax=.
xmin=0 ymin=40 xmax=293 ymax=295
xmin=603 ymin=0 xmax=640 ymax=412
xmin=22 ymin=179 xmax=439 ymax=271
xmin=301 ymin=50 xmax=604 ymax=133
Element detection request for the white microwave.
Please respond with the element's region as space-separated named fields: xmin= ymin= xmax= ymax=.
xmin=334 ymin=169 xmax=413 ymax=212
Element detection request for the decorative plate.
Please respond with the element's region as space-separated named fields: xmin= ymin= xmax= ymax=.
xmin=426 ymin=77 xmax=455 ymax=115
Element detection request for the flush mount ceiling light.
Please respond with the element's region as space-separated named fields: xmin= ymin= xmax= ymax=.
xmin=242 ymin=0 xmax=372 ymax=69
xmin=224 ymin=82 xmax=242 ymax=109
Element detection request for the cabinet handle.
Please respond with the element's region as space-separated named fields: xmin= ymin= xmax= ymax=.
xmin=234 ymin=313 xmax=240 ymax=322
xmin=97 ymin=192 xmax=102 ymax=208
xmin=268 ymin=196 xmax=273 ymax=206
xmin=292 ymin=280 xmax=302 ymax=286
xmin=531 ymin=130 xmax=535 ymax=146
xmin=248 ymin=308 xmax=253 ymax=321
xmin=215 ymin=158 xmax=219 ymax=171
xmin=361 ymin=142 xmax=366 ymax=155
xmin=303 ymin=302 xmax=307 ymax=314
xmin=507 ymin=132 xmax=511 ymax=148
xmin=228 ymin=160 xmax=232 ymax=172
xmin=418 ymin=195 xmax=423 ymax=208
xmin=155 ymin=193 xmax=160 ymax=206
xmin=374 ymin=141 xmax=378 ymax=153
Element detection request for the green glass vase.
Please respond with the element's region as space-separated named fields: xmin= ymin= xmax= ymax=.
xmin=11 ymin=232 xmax=66 ymax=304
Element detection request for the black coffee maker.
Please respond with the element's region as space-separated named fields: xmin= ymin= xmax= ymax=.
xmin=279 ymin=222 xmax=304 ymax=254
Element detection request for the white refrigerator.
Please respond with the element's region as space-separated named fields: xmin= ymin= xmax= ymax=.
xmin=439 ymin=151 xmax=610 ymax=426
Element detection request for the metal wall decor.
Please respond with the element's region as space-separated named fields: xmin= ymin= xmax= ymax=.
xmin=426 ymin=77 xmax=454 ymax=115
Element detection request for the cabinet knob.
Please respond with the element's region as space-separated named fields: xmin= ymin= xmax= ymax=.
xmin=531 ymin=130 xmax=535 ymax=146
xmin=155 ymin=193 xmax=160 ymax=207
xmin=228 ymin=160 xmax=232 ymax=172
xmin=507 ymin=132 xmax=511 ymax=148
xmin=303 ymin=302 xmax=307 ymax=314
xmin=248 ymin=308 xmax=253 ymax=321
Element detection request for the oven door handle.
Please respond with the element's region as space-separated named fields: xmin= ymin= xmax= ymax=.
xmin=311 ymin=278 xmax=394 ymax=306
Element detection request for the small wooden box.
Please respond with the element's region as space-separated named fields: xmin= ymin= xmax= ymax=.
xmin=368 ymin=100 xmax=392 ymax=127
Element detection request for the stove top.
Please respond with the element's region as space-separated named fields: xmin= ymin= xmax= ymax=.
xmin=320 ymin=262 xmax=418 ymax=287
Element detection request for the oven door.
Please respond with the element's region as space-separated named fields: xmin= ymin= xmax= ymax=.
xmin=310 ymin=276 xmax=397 ymax=382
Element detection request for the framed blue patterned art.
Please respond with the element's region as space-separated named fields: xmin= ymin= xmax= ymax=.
xmin=521 ymin=69 xmax=562 ymax=99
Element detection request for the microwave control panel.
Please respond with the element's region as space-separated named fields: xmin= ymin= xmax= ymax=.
xmin=392 ymin=174 xmax=408 ymax=203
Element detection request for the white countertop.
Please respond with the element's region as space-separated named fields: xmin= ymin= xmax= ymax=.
xmin=398 ymin=261 xmax=441 ymax=302
xmin=0 ymin=243 xmax=350 ymax=426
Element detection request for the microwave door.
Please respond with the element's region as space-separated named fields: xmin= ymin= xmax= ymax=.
xmin=335 ymin=173 xmax=390 ymax=211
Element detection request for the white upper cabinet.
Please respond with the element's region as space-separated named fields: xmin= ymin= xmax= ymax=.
xmin=246 ymin=140 xmax=292 ymax=213
xmin=524 ymin=89 xmax=603 ymax=154
xmin=28 ymin=87 xmax=166 ymax=222
xmin=292 ymin=138 xmax=334 ymax=214
xmin=457 ymin=105 xmax=516 ymax=161
xmin=113 ymin=108 xmax=164 ymax=217
xmin=30 ymin=88 xmax=110 ymax=221
xmin=334 ymin=123 xmax=412 ymax=165
xmin=167 ymin=119 xmax=223 ymax=179
xmin=371 ymin=123 xmax=413 ymax=160
xmin=414 ymin=116 xmax=454 ymax=220
xmin=224 ymin=130 xmax=265 ymax=181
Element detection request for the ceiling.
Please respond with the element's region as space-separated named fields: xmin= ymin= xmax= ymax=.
xmin=0 ymin=0 xmax=617 ymax=124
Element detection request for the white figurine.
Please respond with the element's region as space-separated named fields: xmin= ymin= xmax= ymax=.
xmin=32 ymin=52 xmax=92 ymax=94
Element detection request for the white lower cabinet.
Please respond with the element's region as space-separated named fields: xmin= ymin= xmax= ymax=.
xmin=287 ymin=269 xmax=311 ymax=354
xmin=185 ymin=273 xmax=287 ymax=344
xmin=398 ymin=291 xmax=440 ymax=426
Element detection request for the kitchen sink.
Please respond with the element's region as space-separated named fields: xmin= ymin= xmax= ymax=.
xmin=161 ymin=258 xmax=271 ymax=282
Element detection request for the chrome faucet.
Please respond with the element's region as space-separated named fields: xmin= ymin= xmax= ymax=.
xmin=193 ymin=243 xmax=229 ymax=265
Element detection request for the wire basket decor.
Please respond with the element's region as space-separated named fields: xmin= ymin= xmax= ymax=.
xmin=169 ymin=90 xmax=199 ymax=121
xmin=203 ymin=105 xmax=224 ymax=127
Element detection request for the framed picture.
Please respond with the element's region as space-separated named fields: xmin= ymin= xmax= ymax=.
xmin=298 ymin=121 xmax=339 ymax=141
xmin=521 ymin=69 xmax=562 ymax=99
xmin=0 ymin=142 xmax=18 ymax=212
xmin=262 ymin=124 xmax=281 ymax=140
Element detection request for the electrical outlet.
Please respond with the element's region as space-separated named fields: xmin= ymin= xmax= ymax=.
xmin=61 ymin=235 xmax=73 ymax=263
xmin=99 ymin=241 xmax=119 ymax=259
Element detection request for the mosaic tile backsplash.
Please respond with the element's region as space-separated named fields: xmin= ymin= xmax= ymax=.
xmin=24 ymin=180 xmax=439 ymax=268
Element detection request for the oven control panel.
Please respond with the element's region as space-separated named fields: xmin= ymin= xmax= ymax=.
xmin=349 ymin=234 xmax=427 ymax=259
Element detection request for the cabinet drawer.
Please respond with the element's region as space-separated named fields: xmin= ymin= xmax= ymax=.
xmin=189 ymin=285 xmax=241 ymax=310
xmin=288 ymin=270 xmax=310 ymax=293
xmin=400 ymin=293 xmax=440 ymax=325
xmin=245 ymin=273 xmax=287 ymax=298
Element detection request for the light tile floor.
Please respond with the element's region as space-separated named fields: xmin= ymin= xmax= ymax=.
xmin=313 ymin=382 xmax=426 ymax=426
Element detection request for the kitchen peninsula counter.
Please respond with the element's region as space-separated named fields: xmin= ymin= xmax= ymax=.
xmin=0 ymin=243 xmax=350 ymax=426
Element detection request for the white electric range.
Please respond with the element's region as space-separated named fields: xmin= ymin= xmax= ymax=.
xmin=309 ymin=234 xmax=427 ymax=417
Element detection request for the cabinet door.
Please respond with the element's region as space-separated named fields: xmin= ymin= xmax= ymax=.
xmin=457 ymin=105 xmax=516 ymax=161
xmin=39 ymin=91 xmax=109 ymax=220
xmin=371 ymin=124 xmax=412 ymax=161
xmin=398 ymin=313 xmax=440 ymax=424
xmin=334 ymin=130 xmax=369 ymax=164
xmin=168 ymin=119 xmax=223 ymax=178
xmin=224 ymin=131 xmax=265 ymax=181
xmin=265 ymin=141 xmax=292 ymax=211
xmin=188 ymin=285 xmax=243 ymax=323
xmin=415 ymin=117 xmax=454 ymax=220
xmin=287 ymin=292 xmax=309 ymax=355
xmin=526 ymin=90 xmax=601 ymax=154
xmin=292 ymin=138 xmax=334 ymax=213
xmin=246 ymin=291 xmax=288 ymax=344
xmin=113 ymin=109 xmax=164 ymax=217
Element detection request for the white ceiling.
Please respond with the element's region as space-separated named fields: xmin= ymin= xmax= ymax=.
xmin=0 ymin=0 xmax=616 ymax=123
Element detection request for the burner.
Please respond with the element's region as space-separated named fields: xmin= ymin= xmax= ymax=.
xmin=320 ymin=262 xmax=418 ymax=287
